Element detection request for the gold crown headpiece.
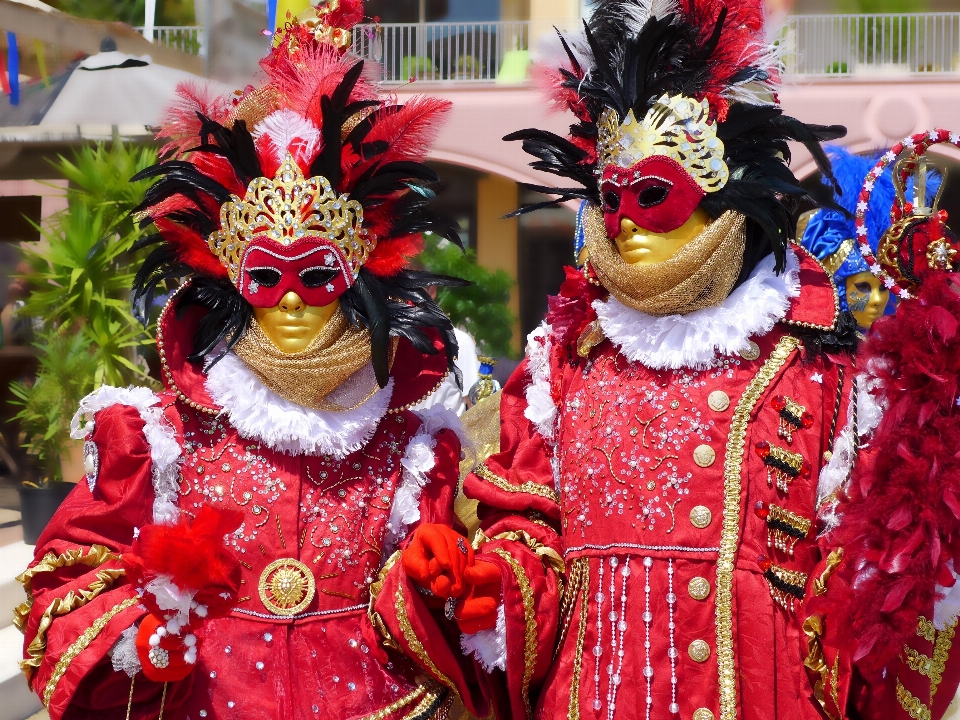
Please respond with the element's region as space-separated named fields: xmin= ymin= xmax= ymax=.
xmin=597 ymin=94 xmax=729 ymax=194
xmin=208 ymin=155 xmax=373 ymax=284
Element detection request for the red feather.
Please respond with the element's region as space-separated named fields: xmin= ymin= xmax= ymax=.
xmin=155 ymin=218 xmax=229 ymax=280
xmin=813 ymin=271 xmax=960 ymax=682
xmin=157 ymin=81 xmax=232 ymax=159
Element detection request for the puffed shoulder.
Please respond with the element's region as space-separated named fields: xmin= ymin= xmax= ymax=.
xmin=72 ymin=386 xmax=182 ymax=525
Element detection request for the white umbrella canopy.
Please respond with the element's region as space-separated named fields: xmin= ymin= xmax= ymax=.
xmin=39 ymin=51 xmax=213 ymax=127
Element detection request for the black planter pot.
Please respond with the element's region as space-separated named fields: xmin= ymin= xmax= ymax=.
xmin=19 ymin=483 xmax=75 ymax=545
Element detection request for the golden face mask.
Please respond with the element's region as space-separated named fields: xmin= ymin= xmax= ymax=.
xmin=844 ymin=271 xmax=889 ymax=329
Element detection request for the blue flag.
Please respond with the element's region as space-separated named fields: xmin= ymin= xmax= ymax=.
xmin=6 ymin=32 xmax=18 ymax=106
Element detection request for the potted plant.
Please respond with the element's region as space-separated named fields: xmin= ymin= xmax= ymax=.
xmin=7 ymin=141 xmax=158 ymax=542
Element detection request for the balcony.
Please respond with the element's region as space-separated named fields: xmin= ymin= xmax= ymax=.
xmin=138 ymin=13 xmax=960 ymax=82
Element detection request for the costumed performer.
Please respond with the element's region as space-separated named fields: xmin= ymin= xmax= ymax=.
xmin=459 ymin=0 xmax=869 ymax=717
xmin=803 ymin=130 xmax=960 ymax=720
xmin=14 ymin=4 xmax=502 ymax=719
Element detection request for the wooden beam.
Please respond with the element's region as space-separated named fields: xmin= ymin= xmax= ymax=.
xmin=0 ymin=0 xmax=204 ymax=76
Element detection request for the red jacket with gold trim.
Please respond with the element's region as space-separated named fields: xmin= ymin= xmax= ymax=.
xmin=15 ymin=301 xmax=479 ymax=720
xmin=461 ymin=247 xmax=858 ymax=720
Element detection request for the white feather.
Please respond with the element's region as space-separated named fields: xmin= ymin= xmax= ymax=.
xmin=524 ymin=322 xmax=557 ymax=442
xmin=253 ymin=109 xmax=322 ymax=165
xmin=461 ymin=603 xmax=507 ymax=672
xmin=205 ymin=352 xmax=393 ymax=459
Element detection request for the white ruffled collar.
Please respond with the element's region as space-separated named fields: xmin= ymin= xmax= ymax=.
xmin=205 ymin=352 xmax=393 ymax=458
xmin=593 ymin=250 xmax=801 ymax=370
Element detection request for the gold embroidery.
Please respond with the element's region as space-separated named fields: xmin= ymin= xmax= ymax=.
xmin=717 ymin=335 xmax=801 ymax=720
xmin=258 ymin=558 xmax=316 ymax=616
xmin=394 ymin=581 xmax=457 ymax=695
xmin=931 ymin=617 xmax=957 ymax=698
xmin=813 ymin=548 xmax=844 ymax=596
xmin=896 ymin=680 xmax=932 ymax=720
xmin=556 ymin=557 xmax=587 ymax=655
xmin=43 ymin=596 xmax=138 ymax=707
xmin=904 ymin=645 xmax=934 ymax=680
xmin=357 ymin=683 xmax=427 ymax=720
xmin=14 ymin=544 xmax=120 ymax=628
xmin=475 ymin=463 xmax=560 ymax=504
xmin=918 ymin=616 xmax=937 ymax=643
xmin=490 ymin=530 xmax=565 ymax=576
xmin=19 ymin=566 xmax=127 ymax=680
xmin=567 ymin=561 xmax=589 ymax=720
xmin=493 ymin=547 xmax=537 ymax=720
xmin=802 ymin=615 xmax=839 ymax=720
xmin=367 ymin=551 xmax=402 ymax=651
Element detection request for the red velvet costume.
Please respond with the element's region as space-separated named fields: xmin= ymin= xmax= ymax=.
xmin=14 ymin=6 xmax=502 ymax=719
xmin=463 ymin=249 xmax=857 ymax=720
xmin=15 ymin=301 xmax=475 ymax=719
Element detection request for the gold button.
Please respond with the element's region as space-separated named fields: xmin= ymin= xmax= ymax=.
xmin=693 ymin=444 xmax=716 ymax=468
xmin=693 ymin=709 xmax=715 ymax=720
xmin=739 ymin=341 xmax=761 ymax=361
xmin=708 ymin=390 xmax=730 ymax=412
xmin=690 ymin=505 xmax=712 ymax=529
xmin=688 ymin=576 xmax=711 ymax=600
xmin=689 ymin=639 xmax=711 ymax=663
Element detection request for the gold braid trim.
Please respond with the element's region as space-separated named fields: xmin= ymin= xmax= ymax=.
xmin=14 ymin=545 xmax=120 ymax=629
xmin=492 ymin=547 xmax=537 ymax=720
xmin=489 ymin=530 xmax=565 ymax=576
xmin=368 ymin=551 xmax=402 ymax=652
xmin=717 ymin=335 xmax=801 ymax=720
xmin=556 ymin=557 xmax=588 ymax=656
xmin=475 ymin=463 xmax=559 ymax=504
xmin=813 ymin=548 xmax=844 ymax=596
xmin=394 ymin=582 xmax=458 ymax=696
xmin=358 ymin=683 xmax=427 ymax=720
xmin=802 ymin=615 xmax=840 ymax=720
xmin=567 ymin=560 xmax=589 ymax=720
xmin=918 ymin=617 xmax=937 ymax=643
xmin=42 ymin=596 xmax=138 ymax=708
xmin=931 ymin=617 xmax=957 ymax=698
xmin=896 ymin=680 xmax=932 ymax=720
xmin=19 ymin=566 xmax=127 ymax=680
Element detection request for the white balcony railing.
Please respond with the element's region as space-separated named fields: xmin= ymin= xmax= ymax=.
xmin=135 ymin=26 xmax=204 ymax=56
xmin=779 ymin=13 xmax=960 ymax=78
xmin=136 ymin=14 xmax=960 ymax=81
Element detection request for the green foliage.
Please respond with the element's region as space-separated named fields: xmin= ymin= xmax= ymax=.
xmin=9 ymin=330 xmax=100 ymax=483
xmin=419 ymin=234 xmax=516 ymax=358
xmin=18 ymin=141 xmax=158 ymax=388
xmin=10 ymin=142 xmax=158 ymax=483
xmin=837 ymin=0 xmax=924 ymax=12
xmin=47 ymin=0 xmax=195 ymax=25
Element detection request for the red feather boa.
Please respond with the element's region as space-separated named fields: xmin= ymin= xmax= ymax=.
xmin=816 ymin=272 xmax=960 ymax=680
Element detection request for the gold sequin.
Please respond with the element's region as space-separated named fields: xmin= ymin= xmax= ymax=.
xmin=896 ymin=679 xmax=931 ymax=720
xmin=689 ymin=577 xmax=711 ymax=601
xmin=693 ymin=710 xmax=716 ymax=720
xmin=716 ymin=336 xmax=800 ymax=719
xmin=693 ymin=445 xmax=716 ymax=468
xmin=690 ymin=505 xmax=713 ymax=529
xmin=258 ymin=558 xmax=315 ymax=616
xmin=708 ymin=390 xmax=730 ymax=412
xmin=689 ymin=639 xmax=711 ymax=663
xmin=739 ymin=341 xmax=761 ymax=361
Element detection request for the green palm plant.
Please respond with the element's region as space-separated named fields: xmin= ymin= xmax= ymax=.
xmin=18 ymin=141 xmax=158 ymax=387
xmin=9 ymin=141 xmax=159 ymax=483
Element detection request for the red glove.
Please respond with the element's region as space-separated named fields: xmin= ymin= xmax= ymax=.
xmin=124 ymin=506 xmax=243 ymax=682
xmin=135 ymin=613 xmax=199 ymax=683
xmin=402 ymin=523 xmax=474 ymax=600
xmin=455 ymin=560 xmax=502 ymax=634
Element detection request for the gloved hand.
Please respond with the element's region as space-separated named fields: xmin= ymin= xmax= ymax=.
xmin=454 ymin=560 xmax=502 ymax=634
xmin=124 ymin=506 xmax=243 ymax=682
xmin=402 ymin=523 xmax=475 ymax=600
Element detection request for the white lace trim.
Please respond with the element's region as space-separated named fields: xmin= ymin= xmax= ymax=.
xmin=205 ymin=352 xmax=393 ymax=459
xmin=382 ymin=407 xmax=466 ymax=559
xmin=460 ymin=603 xmax=506 ymax=672
xmin=71 ymin=386 xmax=181 ymax=525
xmin=593 ymin=250 xmax=801 ymax=371
xmin=524 ymin=322 xmax=555 ymax=442
xmin=110 ymin=624 xmax=141 ymax=677
xmin=818 ymin=373 xmax=887 ymax=532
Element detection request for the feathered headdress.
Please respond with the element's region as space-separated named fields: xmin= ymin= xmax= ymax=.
xmin=509 ymin=0 xmax=845 ymax=279
xmin=132 ymin=6 xmax=464 ymax=386
xmin=800 ymin=146 xmax=940 ymax=313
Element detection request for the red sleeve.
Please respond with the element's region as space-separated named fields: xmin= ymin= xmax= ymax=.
xmin=16 ymin=403 xmax=183 ymax=719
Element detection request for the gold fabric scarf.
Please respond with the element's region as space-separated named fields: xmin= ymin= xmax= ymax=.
xmin=584 ymin=204 xmax=747 ymax=316
xmin=232 ymin=308 xmax=377 ymax=411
